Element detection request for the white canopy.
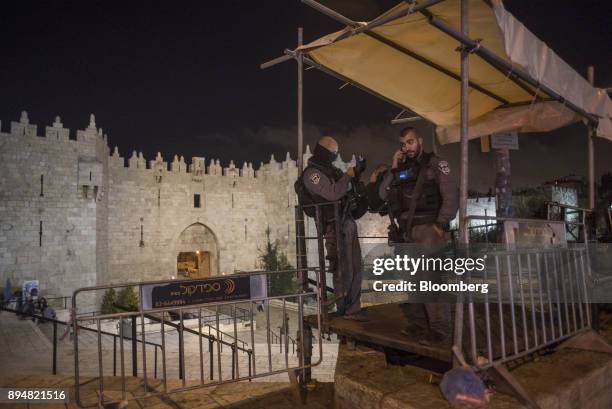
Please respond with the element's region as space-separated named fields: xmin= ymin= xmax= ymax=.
xmin=298 ymin=0 xmax=612 ymax=143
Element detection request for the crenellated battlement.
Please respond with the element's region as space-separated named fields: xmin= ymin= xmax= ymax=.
xmin=1 ymin=111 xmax=356 ymax=182
xmin=45 ymin=116 xmax=70 ymax=141
xmin=108 ymin=144 xmax=354 ymax=183
xmin=9 ymin=111 xmax=38 ymax=138
xmin=1 ymin=111 xmax=110 ymax=151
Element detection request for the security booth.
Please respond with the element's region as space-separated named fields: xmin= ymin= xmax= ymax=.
xmin=262 ymin=0 xmax=612 ymax=406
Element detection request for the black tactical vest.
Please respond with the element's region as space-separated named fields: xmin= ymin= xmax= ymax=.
xmin=388 ymin=152 xmax=442 ymax=224
xmin=295 ymin=162 xmax=345 ymax=222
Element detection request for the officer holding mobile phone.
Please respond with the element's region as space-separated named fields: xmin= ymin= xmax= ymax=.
xmin=378 ymin=126 xmax=459 ymax=344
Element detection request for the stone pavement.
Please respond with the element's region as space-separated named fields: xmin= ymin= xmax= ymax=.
xmin=334 ymin=326 xmax=612 ymax=409
xmin=0 ymin=375 xmax=335 ymax=408
xmin=0 ymin=309 xmax=336 ymax=408
xmin=9 ymin=306 xmax=612 ymax=409
xmin=0 ymin=309 xmax=337 ymax=383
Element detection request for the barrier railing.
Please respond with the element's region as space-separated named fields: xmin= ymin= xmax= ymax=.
xmin=72 ymin=268 xmax=322 ymax=408
xmin=45 ymin=295 xmax=72 ymax=310
xmin=546 ymin=201 xmax=594 ymax=243
xmin=296 ymin=200 xmax=380 ymax=325
xmin=460 ymin=246 xmax=592 ymax=369
xmin=294 ymin=202 xmax=609 ymax=407
xmin=76 ymin=307 xmax=251 ymax=351
xmin=295 ymin=200 xmax=344 ymax=334
xmin=448 ymin=215 xmax=612 ymax=408
xmin=269 ymin=327 xmax=297 ymax=354
xmin=0 ymin=307 xmax=162 ymax=378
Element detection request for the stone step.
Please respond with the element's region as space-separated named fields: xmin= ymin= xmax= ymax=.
xmin=0 ymin=374 xmax=334 ymax=409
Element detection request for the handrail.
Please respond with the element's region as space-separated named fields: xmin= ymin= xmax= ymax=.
xmin=1 ymin=306 xmax=162 ymax=377
xmin=546 ymin=201 xmax=593 ymax=243
xmin=465 ymin=215 xmax=585 ymax=226
xmin=141 ymin=311 xmax=250 ymax=353
xmin=43 ymin=296 xmax=72 ymax=310
xmin=269 ymin=326 xmax=297 ymax=345
xmin=270 ymin=328 xmax=295 ymax=344
xmin=78 ymin=304 xmax=259 ymax=354
xmin=110 ymin=303 xmax=249 ymax=351
xmin=76 ymin=310 xmax=101 ymax=318
xmin=268 ymin=327 xmax=296 ymax=355
xmin=546 ymin=201 xmax=593 ymax=213
xmin=78 ymin=310 xmax=248 ymax=328
xmin=70 ymin=268 xmax=324 ymax=407
xmin=1 ymin=306 xmax=161 ymax=349
xmin=201 ymin=323 xmax=249 ymax=350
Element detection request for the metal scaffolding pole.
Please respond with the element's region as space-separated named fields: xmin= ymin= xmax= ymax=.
xmin=298 ymin=28 xmax=304 ymax=173
xmin=458 ymin=0 xmax=469 ymax=248
xmin=268 ymin=0 xmax=598 ymax=131
xmin=419 ymin=8 xmax=598 ymax=124
xmin=587 ymin=66 xmax=595 ymax=210
xmin=453 ymin=0 xmax=469 ymax=369
xmin=295 ymin=27 xmax=312 ymax=387
xmin=301 ymin=0 xmax=509 ymax=106
xmin=303 ymin=0 xmax=445 ymax=41
xmin=260 ymin=27 xmax=313 ymax=387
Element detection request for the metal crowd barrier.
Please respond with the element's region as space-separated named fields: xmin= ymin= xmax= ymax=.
xmin=45 ymin=295 xmax=72 ymax=310
xmin=0 ymin=307 xmax=162 ymax=378
xmin=295 ymin=201 xmax=344 ymax=333
xmin=294 ymin=200 xmax=385 ymax=325
xmin=76 ymin=307 xmax=251 ymax=351
xmin=72 ymin=268 xmax=322 ymax=408
xmin=546 ymin=201 xmax=594 ymax=243
xmin=452 ymin=215 xmax=612 ymax=408
xmin=462 ymin=246 xmax=592 ymax=369
xmin=451 ymin=203 xmax=595 ymax=246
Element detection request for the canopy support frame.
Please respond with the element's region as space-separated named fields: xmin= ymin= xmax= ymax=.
xmin=419 ymin=7 xmax=599 ymax=125
xmin=301 ymin=0 xmax=511 ymax=106
xmin=333 ymin=0 xmax=447 ymax=41
xmin=262 ymin=49 xmax=421 ymax=117
xmin=587 ymin=66 xmax=595 ymax=210
xmin=362 ymin=29 xmax=509 ymax=105
xmin=391 ymin=110 xmax=423 ymax=124
xmin=296 ymin=0 xmax=597 ymax=125
xmin=299 ymin=51 xmax=417 ymax=113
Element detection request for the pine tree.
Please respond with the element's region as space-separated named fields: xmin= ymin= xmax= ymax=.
xmin=259 ymin=228 xmax=296 ymax=296
xmin=101 ymin=288 xmax=117 ymax=314
xmin=116 ymin=287 xmax=139 ymax=311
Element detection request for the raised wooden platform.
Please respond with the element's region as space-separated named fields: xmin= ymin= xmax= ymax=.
xmin=306 ymin=303 xmax=453 ymax=363
xmin=306 ymin=301 xmax=573 ymax=366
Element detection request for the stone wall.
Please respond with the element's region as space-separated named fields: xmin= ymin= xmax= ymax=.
xmin=0 ymin=113 xmax=105 ymax=298
xmin=0 ymin=112 xmax=389 ymax=303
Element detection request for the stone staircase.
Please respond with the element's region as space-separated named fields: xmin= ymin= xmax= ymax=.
xmin=0 ymin=308 xmax=338 ymax=384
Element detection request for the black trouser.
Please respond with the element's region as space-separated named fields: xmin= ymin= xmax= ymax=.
xmin=324 ymin=218 xmax=363 ymax=315
xmin=400 ymin=223 xmax=451 ymax=336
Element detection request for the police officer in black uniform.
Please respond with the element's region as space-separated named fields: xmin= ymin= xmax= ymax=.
xmin=296 ymin=136 xmax=367 ymax=321
xmin=379 ymin=127 xmax=458 ymax=241
xmin=376 ymin=127 xmax=459 ymax=343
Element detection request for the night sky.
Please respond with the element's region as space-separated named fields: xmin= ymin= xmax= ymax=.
xmin=2 ymin=0 xmax=611 ymax=191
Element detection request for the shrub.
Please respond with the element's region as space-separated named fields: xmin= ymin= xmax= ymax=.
xmin=100 ymin=288 xmax=117 ymax=314
xmin=259 ymin=228 xmax=297 ymax=296
xmin=116 ymin=287 xmax=139 ymax=312
xmin=101 ymin=286 xmax=138 ymax=313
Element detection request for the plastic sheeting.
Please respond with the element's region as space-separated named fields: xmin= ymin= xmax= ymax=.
xmin=437 ymin=101 xmax=579 ymax=144
xmin=298 ymin=0 xmax=612 ymax=143
xmin=490 ymin=0 xmax=612 ymax=140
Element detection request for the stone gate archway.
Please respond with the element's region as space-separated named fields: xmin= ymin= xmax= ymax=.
xmin=175 ymin=223 xmax=219 ymax=277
